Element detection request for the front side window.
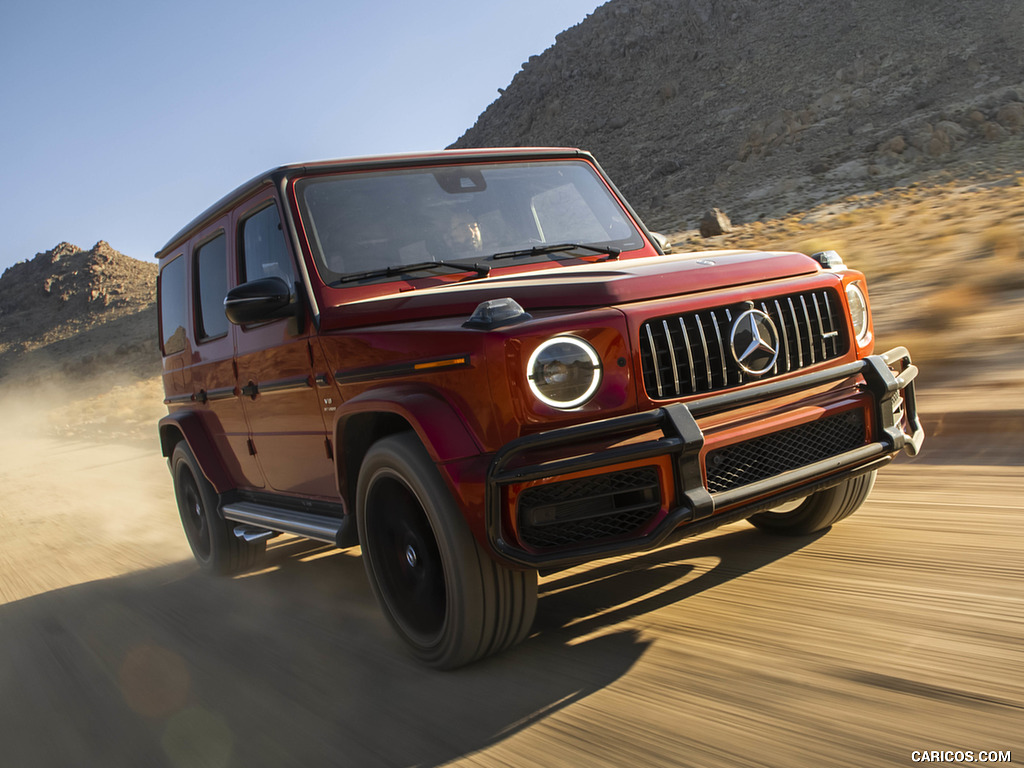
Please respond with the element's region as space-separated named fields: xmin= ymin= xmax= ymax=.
xmin=294 ymin=160 xmax=643 ymax=285
xmin=159 ymin=254 xmax=187 ymax=355
xmin=194 ymin=233 xmax=229 ymax=341
xmin=239 ymin=203 xmax=295 ymax=285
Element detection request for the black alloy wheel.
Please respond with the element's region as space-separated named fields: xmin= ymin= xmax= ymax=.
xmin=357 ymin=432 xmax=538 ymax=669
xmin=364 ymin=473 xmax=446 ymax=640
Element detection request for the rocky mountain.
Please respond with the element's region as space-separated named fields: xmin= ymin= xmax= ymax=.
xmin=4 ymin=0 xmax=1024 ymax=397
xmin=451 ymin=0 xmax=1024 ymax=232
xmin=0 ymin=241 xmax=157 ymax=384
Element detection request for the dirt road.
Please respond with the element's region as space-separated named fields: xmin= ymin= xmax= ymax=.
xmin=0 ymin=427 xmax=1020 ymax=768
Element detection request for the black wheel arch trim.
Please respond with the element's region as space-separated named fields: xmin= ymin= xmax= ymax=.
xmin=159 ymin=411 xmax=236 ymax=494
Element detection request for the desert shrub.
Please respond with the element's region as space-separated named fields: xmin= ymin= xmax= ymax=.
xmin=975 ymin=223 xmax=1022 ymax=263
xmin=916 ymin=284 xmax=982 ymax=331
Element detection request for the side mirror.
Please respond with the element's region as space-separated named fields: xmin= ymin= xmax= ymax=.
xmin=650 ymin=232 xmax=673 ymax=254
xmin=224 ymin=277 xmax=296 ymax=325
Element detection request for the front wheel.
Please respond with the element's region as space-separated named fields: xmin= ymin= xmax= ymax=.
xmin=748 ymin=470 xmax=877 ymax=536
xmin=357 ymin=433 xmax=537 ymax=669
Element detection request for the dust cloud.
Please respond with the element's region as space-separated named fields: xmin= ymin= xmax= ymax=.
xmin=0 ymin=378 xmax=187 ymax=604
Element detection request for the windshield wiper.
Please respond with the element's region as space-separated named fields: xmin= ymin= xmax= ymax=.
xmin=332 ymin=260 xmax=490 ymax=285
xmin=489 ymin=242 xmax=621 ymax=261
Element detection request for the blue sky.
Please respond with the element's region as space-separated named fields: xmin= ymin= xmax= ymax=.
xmin=0 ymin=0 xmax=604 ymax=272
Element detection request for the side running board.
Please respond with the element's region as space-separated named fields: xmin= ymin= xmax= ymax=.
xmin=222 ymin=501 xmax=351 ymax=546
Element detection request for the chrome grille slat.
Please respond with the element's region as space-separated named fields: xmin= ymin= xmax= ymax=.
xmin=787 ymin=298 xmax=803 ymax=368
xmin=662 ymin=319 xmax=680 ymax=395
xmin=774 ymin=299 xmax=791 ymax=373
xmin=639 ymin=287 xmax=848 ymax=400
xmin=800 ymin=295 xmax=816 ymax=365
xmin=710 ymin=311 xmax=728 ymax=388
xmin=644 ymin=324 xmax=664 ymax=397
xmin=724 ymin=309 xmax=743 ymax=385
xmin=822 ymin=293 xmax=838 ymax=357
xmin=760 ymin=301 xmax=778 ymax=376
xmin=694 ymin=313 xmax=713 ymax=389
xmin=679 ymin=317 xmax=697 ymax=394
xmin=811 ymin=294 xmax=826 ymax=359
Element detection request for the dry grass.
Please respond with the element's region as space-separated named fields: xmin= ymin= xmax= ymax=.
xmin=664 ymin=172 xmax=1024 ymax=381
xmin=974 ymin=222 xmax=1023 ymax=263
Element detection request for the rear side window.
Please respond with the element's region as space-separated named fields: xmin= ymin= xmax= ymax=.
xmin=240 ymin=204 xmax=295 ymax=285
xmin=159 ymin=255 xmax=187 ymax=355
xmin=194 ymin=233 xmax=229 ymax=341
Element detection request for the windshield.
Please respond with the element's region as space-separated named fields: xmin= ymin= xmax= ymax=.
xmin=294 ymin=160 xmax=644 ymax=285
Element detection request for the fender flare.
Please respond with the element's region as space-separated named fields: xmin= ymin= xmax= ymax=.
xmin=333 ymin=384 xmax=483 ymax=499
xmin=158 ymin=411 xmax=234 ymax=494
xmin=334 ymin=383 xmax=483 ymax=462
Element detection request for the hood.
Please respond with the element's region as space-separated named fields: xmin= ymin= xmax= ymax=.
xmin=318 ymin=250 xmax=820 ymax=331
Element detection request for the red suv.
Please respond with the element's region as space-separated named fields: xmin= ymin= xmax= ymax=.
xmin=157 ymin=148 xmax=923 ymax=668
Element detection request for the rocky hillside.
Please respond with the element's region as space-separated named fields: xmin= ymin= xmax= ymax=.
xmin=452 ymin=0 xmax=1024 ymax=231
xmin=0 ymin=241 xmax=157 ymax=385
xmin=3 ymin=0 xmax=1024 ymax=406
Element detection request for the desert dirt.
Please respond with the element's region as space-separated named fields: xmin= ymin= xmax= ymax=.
xmin=0 ymin=396 xmax=1021 ymax=767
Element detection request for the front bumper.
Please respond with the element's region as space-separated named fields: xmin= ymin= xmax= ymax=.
xmin=486 ymin=347 xmax=923 ymax=568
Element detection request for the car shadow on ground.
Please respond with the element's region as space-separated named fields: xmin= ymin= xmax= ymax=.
xmin=0 ymin=525 xmax=818 ymax=768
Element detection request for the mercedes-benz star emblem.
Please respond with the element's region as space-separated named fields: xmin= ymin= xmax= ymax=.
xmin=730 ymin=309 xmax=779 ymax=376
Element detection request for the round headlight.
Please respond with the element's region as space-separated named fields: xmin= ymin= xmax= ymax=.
xmin=845 ymin=281 xmax=870 ymax=342
xmin=527 ymin=336 xmax=602 ymax=409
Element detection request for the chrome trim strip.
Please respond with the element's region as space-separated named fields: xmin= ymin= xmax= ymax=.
xmin=204 ymin=386 xmax=236 ymax=402
xmin=258 ymin=375 xmax=313 ymax=394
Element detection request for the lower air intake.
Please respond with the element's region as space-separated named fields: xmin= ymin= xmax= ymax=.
xmin=517 ymin=466 xmax=660 ymax=550
xmin=706 ymin=410 xmax=866 ymax=494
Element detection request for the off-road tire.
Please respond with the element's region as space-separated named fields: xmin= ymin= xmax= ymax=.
xmin=748 ymin=470 xmax=877 ymax=536
xmin=357 ymin=432 xmax=537 ymax=669
xmin=171 ymin=442 xmax=265 ymax=574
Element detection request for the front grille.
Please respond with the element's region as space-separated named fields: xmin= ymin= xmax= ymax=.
xmin=517 ymin=467 xmax=660 ymax=550
xmin=640 ymin=288 xmax=847 ymax=399
xmin=705 ymin=410 xmax=866 ymax=493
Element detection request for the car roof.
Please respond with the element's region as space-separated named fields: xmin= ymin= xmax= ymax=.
xmin=155 ymin=147 xmax=593 ymax=259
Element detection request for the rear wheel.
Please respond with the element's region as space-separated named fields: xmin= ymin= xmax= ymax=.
xmin=748 ymin=470 xmax=877 ymax=536
xmin=171 ymin=442 xmax=265 ymax=574
xmin=357 ymin=433 xmax=537 ymax=669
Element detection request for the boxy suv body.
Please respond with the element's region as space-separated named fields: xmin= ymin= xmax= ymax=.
xmin=157 ymin=148 xmax=923 ymax=668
